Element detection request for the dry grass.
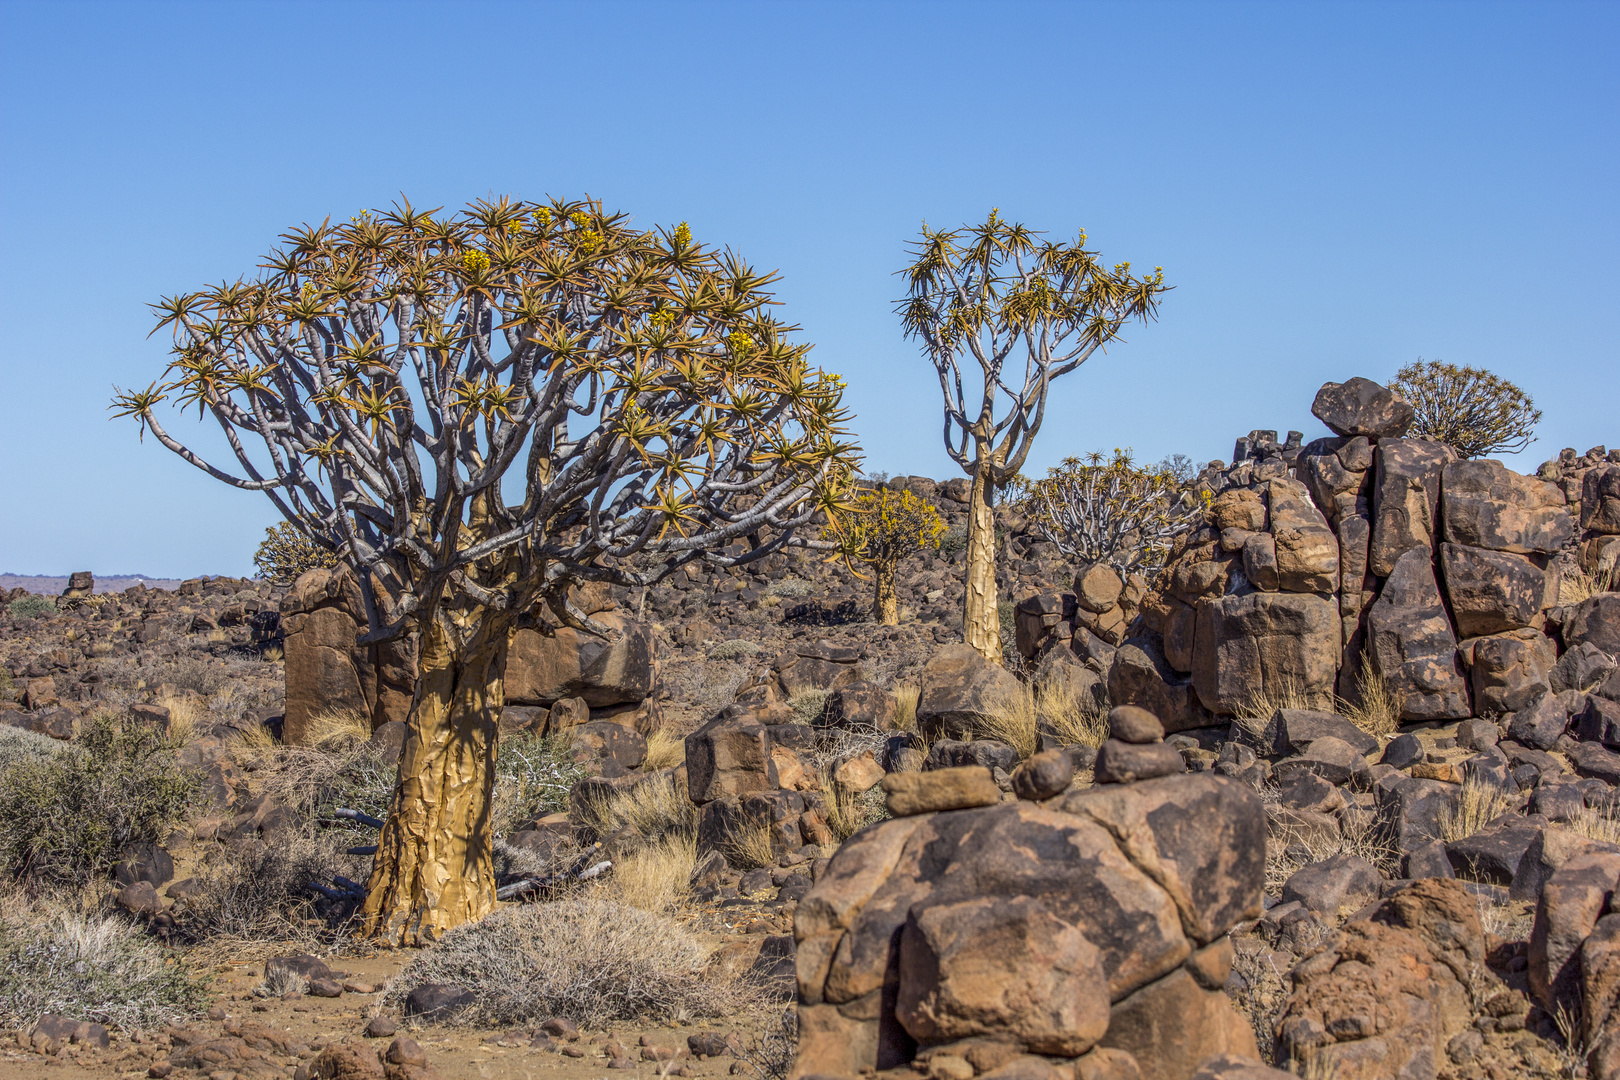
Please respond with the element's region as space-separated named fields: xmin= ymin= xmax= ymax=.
xmin=973 ymin=685 xmax=1038 ymax=758
xmin=788 ymin=689 xmax=830 ymax=726
xmin=154 ymin=691 xmax=201 ymax=744
xmin=1228 ymin=937 xmax=1289 ymax=1067
xmin=1338 ymin=665 xmax=1404 ymax=740
xmin=642 ymin=727 xmax=686 ymax=772
xmin=889 ymin=685 xmax=920 ymax=732
xmin=1264 ymin=809 xmax=1401 ymax=897
xmin=820 ymin=766 xmax=889 ymax=841
xmin=303 ymin=707 xmax=373 ymax=750
xmin=255 ymin=966 xmax=309 ymax=998
xmin=229 ymin=721 xmax=278 ymax=752
xmin=1439 ymin=777 xmax=1518 ymax=843
xmin=1569 ymin=805 xmax=1620 ymax=846
xmin=597 ymin=829 xmax=698 ymax=913
xmin=1232 ymin=677 xmax=1317 ymax=741
xmin=576 ymin=771 xmax=696 ymax=843
xmin=386 ymin=898 xmax=742 ymax=1028
xmin=1036 ymin=680 xmax=1109 ymax=748
xmin=1562 ymin=562 xmax=1619 ymax=605
xmin=721 ymin=819 xmax=778 ymax=872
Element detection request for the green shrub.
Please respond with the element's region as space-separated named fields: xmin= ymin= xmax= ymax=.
xmin=765 ymin=578 xmax=813 ymax=598
xmin=7 ymin=595 xmax=54 ymax=620
xmin=0 ymin=713 xmax=202 ymax=886
xmin=0 ymin=908 xmax=208 ymax=1030
xmin=0 ymin=725 xmax=61 ymax=774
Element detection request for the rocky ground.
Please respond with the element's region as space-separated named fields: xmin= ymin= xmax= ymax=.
xmin=5 ymin=376 xmax=1620 ymax=1080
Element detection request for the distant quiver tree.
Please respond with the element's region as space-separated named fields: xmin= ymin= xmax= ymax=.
xmin=253 ymin=521 xmax=339 ymax=582
xmin=828 ymin=485 xmax=946 ymax=625
xmin=898 ymin=210 xmax=1169 ymax=662
xmin=1021 ymin=449 xmax=1202 ymax=579
xmin=1389 ymin=359 xmax=1541 ymax=459
xmin=113 ymin=197 xmax=858 ymax=943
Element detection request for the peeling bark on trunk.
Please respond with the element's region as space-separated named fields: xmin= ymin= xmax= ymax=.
xmin=874 ymin=562 xmax=899 ymax=626
xmin=963 ymin=464 xmax=1002 ymax=664
xmin=359 ymin=611 xmax=510 ymax=945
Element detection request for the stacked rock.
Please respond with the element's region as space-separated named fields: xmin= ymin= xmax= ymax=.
xmin=1094 ymin=706 xmax=1186 ymax=785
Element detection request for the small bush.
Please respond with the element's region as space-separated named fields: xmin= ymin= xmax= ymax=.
xmin=1439 ymin=777 xmax=1518 ymax=845
xmin=0 ymin=713 xmax=201 ymax=886
xmin=576 ymin=771 xmax=695 ymax=844
xmin=1390 ymin=359 xmax=1541 ymax=459
xmin=0 ymin=906 xmax=208 ymax=1030
xmin=7 ymin=595 xmax=54 ymax=620
xmin=173 ymin=833 xmax=367 ymax=954
xmin=388 ymin=899 xmax=735 ymax=1028
xmin=302 ymin=708 xmax=373 ymax=750
xmin=889 ymin=685 xmax=920 ymax=732
xmin=821 ymin=769 xmax=889 ymax=842
xmin=722 ymin=819 xmax=779 ymax=872
xmin=0 ymin=725 xmax=62 ymax=774
xmin=599 ymin=830 xmax=699 ymax=914
xmin=973 ymin=686 xmax=1038 ymax=758
xmin=938 ymin=527 xmax=968 ymax=559
xmin=709 ymin=639 xmax=763 ymax=660
xmin=494 ymin=732 xmax=588 ymax=836
xmin=1036 ymin=680 xmax=1109 ymax=748
xmin=765 ymin=578 xmax=814 ymax=599
xmin=789 ymin=689 xmax=830 ymax=726
xmin=1340 ymin=666 xmax=1404 ymax=740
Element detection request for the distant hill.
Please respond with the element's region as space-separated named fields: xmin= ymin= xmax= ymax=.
xmin=0 ymin=573 xmax=187 ymax=594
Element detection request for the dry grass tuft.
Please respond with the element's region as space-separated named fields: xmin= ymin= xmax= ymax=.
xmin=820 ymin=767 xmax=889 ymax=842
xmin=1569 ymin=805 xmax=1620 ymax=846
xmin=1035 ymin=679 xmax=1109 ymax=748
xmin=1339 ymin=666 xmax=1404 ymax=740
xmin=598 ymin=830 xmax=698 ymax=913
xmin=722 ymin=819 xmax=778 ymax=872
xmin=1439 ymin=777 xmax=1518 ymax=844
xmin=1562 ymin=561 xmax=1619 ymax=605
xmin=889 ymin=686 xmax=920 ymax=732
xmin=154 ymin=691 xmax=202 ymax=745
xmin=229 ymin=721 xmax=279 ymax=753
xmin=577 ymin=771 xmax=695 ymax=843
xmin=973 ymin=686 xmax=1038 ymax=758
xmin=1233 ymin=676 xmax=1316 ymax=740
xmin=1228 ymin=938 xmax=1290 ymax=1067
xmin=387 ymin=898 xmax=742 ymax=1028
xmin=1264 ymin=809 xmax=1401 ymax=897
xmin=303 ymin=708 xmax=373 ymax=751
xmin=642 ymin=727 xmax=686 ymax=772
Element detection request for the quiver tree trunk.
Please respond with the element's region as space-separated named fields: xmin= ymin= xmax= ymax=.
xmin=873 ymin=561 xmax=900 ymax=626
xmin=963 ymin=465 xmax=1002 ymax=663
xmin=360 ymin=611 xmax=511 ymax=945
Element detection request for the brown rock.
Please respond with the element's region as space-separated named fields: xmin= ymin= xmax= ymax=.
xmin=1468 ymin=630 xmax=1555 ymax=715
xmin=1076 ymin=564 xmax=1124 ymax=614
xmin=1187 ymin=1055 xmax=1295 ymax=1079
xmin=834 ymin=752 xmax=886 ymax=795
xmin=1311 ymin=377 xmax=1415 ymax=439
xmin=916 ymin=645 xmax=1026 ymax=742
xmin=1565 ymin=594 xmax=1620 ymax=656
xmin=1209 ymin=490 xmax=1267 ymax=533
xmin=685 ymin=714 xmax=777 ymax=804
xmin=1191 ymin=592 xmax=1338 ymax=715
xmin=1365 ymin=548 xmax=1470 ymax=721
xmin=1442 ymin=459 xmax=1573 ymax=554
xmin=1108 ymin=638 xmax=1212 ymax=734
xmin=1529 ymin=851 xmax=1620 ymax=1015
xmin=895 ymin=895 xmax=1111 ymax=1055
xmin=1439 ymin=543 xmax=1547 ymax=637
xmin=1369 ymin=438 xmax=1453 ymax=577
xmin=881 ymin=767 xmax=1001 ymax=817
xmin=385 ymin=1038 xmax=426 ymax=1067
xmin=1267 ymin=481 xmax=1339 ymax=594
xmin=506 ymin=616 xmax=656 ymax=707
xmin=1108 ymin=706 xmax=1165 ymax=745
xmin=1094 ymin=740 xmax=1185 ymax=784
xmin=1582 ymin=464 xmax=1620 ymax=534
xmin=1011 ymin=750 xmax=1075 ymax=801
xmin=1098 ymin=967 xmax=1259 ymax=1080
xmin=1075 ymin=1047 xmax=1145 ymax=1080
xmin=308 ymin=1039 xmax=386 ymax=1078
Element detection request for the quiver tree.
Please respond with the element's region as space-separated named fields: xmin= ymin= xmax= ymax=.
xmin=1019 ymin=450 xmax=1202 ymax=580
xmin=899 ymin=210 xmax=1169 ymax=662
xmin=114 ymin=197 xmax=857 ymax=943
xmin=253 ymin=520 xmax=339 ymax=583
xmin=1389 ymin=359 xmax=1541 ymax=459
xmin=827 ymin=486 xmax=945 ymax=624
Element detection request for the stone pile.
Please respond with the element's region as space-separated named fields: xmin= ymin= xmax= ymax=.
xmin=790 ymin=706 xmax=1285 ymax=1080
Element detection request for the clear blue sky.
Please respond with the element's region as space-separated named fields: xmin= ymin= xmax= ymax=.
xmin=1 ymin=0 xmax=1614 ymax=579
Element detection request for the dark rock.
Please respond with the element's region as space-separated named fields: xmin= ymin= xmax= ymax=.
xmin=1381 ymin=733 xmax=1425 ymax=769
xmin=1569 ymin=741 xmax=1620 ymax=785
xmin=364 ymin=1015 xmax=398 ymax=1038
xmin=1093 ymin=740 xmax=1185 ymax=784
xmin=1552 ymin=642 xmax=1615 ymax=695
xmin=1310 ymin=377 xmax=1414 ymax=439
xmin=1281 ymin=853 xmax=1383 ymax=917
xmin=1564 ymin=595 xmax=1620 ymax=656
xmin=925 ymin=739 xmax=1021 ymax=776
xmin=114 ymin=843 xmax=175 ymax=888
xmin=1508 ymin=693 xmax=1570 ymax=752
xmin=1108 ymin=706 xmax=1164 ymax=745
xmin=1404 ymin=839 xmax=1456 ymax=880
xmin=1447 ymin=823 xmax=1543 ymax=885
xmin=1011 ymin=750 xmax=1075 ymax=801
xmin=403 ymin=983 xmax=474 ymax=1021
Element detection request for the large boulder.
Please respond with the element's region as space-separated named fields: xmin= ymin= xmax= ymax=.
xmin=1109 ymin=638 xmax=1214 ymax=734
xmin=506 ymin=615 xmax=656 ymax=708
xmin=791 ymin=775 xmax=1265 ymax=1080
xmin=1438 ymin=543 xmax=1548 ymax=638
xmin=280 ymin=566 xmax=416 ymax=742
xmin=1265 ymin=482 xmax=1339 ymax=593
xmin=1369 ymin=438 xmax=1454 ymax=578
xmin=1191 ymin=592 xmax=1338 ymax=716
xmin=1310 ymin=378 xmax=1415 ymax=439
xmin=1582 ymin=464 xmax=1620 ymax=534
xmin=1565 ymin=594 xmax=1620 ymax=657
xmin=1466 ymin=630 xmax=1555 ymax=715
xmin=772 ymin=641 xmax=866 ymax=698
xmin=1365 ymin=548 xmax=1470 ymax=721
xmin=1441 ymin=459 xmax=1573 ymax=554
xmin=915 ymin=645 xmax=1025 ymax=742
xmin=685 ymin=714 xmax=777 ymax=804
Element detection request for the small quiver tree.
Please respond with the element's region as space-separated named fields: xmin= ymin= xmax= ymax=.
xmin=827 ymin=486 xmax=946 ymax=625
xmin=1390 ymin=359 xmax=1541 ymax=459
xmin=899 ymin=210 xmax=1168 ymax=663
xmin=253 ymin=520 xmax=339 ymax=582
xmin=114 ymin=198 xmax=857 ymax=943
xmin=1021 ymin=450 xmax=1203 ymax=580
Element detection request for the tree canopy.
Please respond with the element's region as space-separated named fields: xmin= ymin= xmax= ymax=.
xmin=1390 ymin=359 xmax=1540 ymax=459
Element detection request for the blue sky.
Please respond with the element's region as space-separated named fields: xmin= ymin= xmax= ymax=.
xmin=0 ymin=0 xmax=1614 ymax=578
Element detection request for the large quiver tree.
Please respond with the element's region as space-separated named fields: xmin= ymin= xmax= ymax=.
xmin=898 ymin=211 xmax=1168 ymax=662
xmin=115 ymin=197 xmax=857 ymax=943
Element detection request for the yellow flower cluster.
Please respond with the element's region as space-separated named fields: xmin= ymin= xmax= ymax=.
xmin=578 ymin=230 xmax=602 ymax=254
xmin=728 ymin=330 xmax=753 ymax=357
xmin=673 ymin=222 xmax=692 ymax=247
xmin=462 ymin=250 xmax=491 ymax=273
xmin=569 ymin=211 xmax=590 ymax=229
xmin=649 ymin=308 xmax=674 ymax=328
xmin=534 ymin=207 xmax=553 ymax=227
